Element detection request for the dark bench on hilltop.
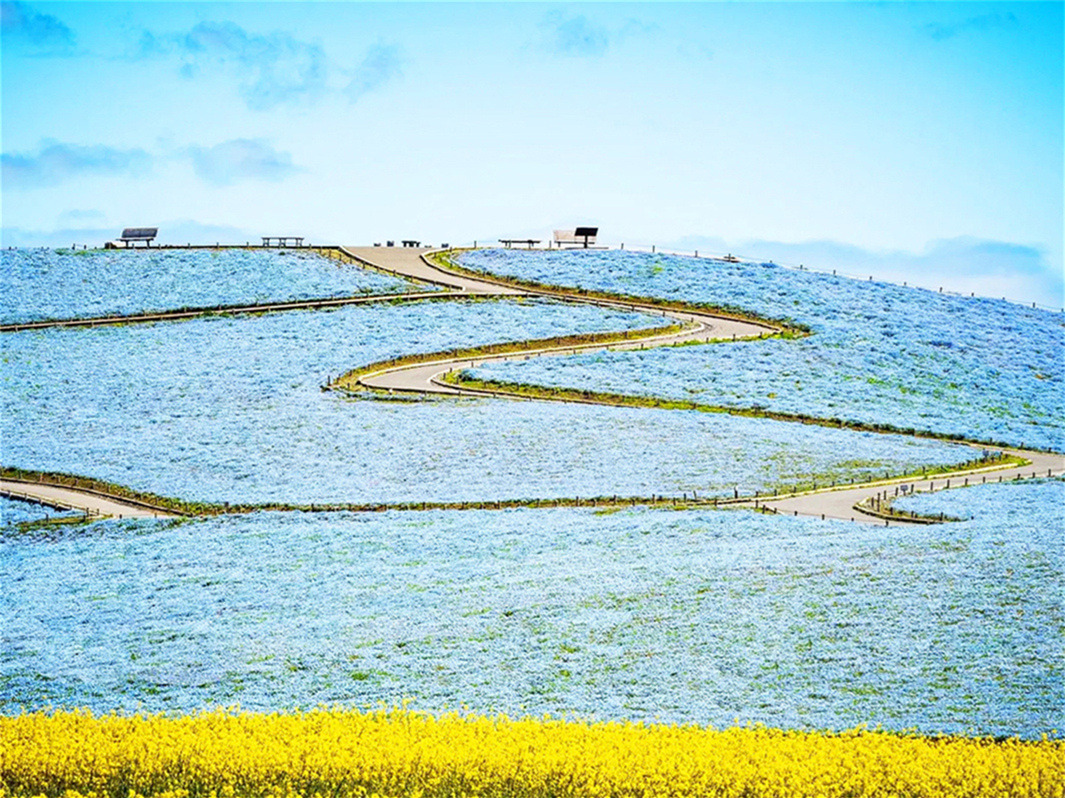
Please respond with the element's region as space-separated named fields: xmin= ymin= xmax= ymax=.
xmin=553 ymin=227 xmax=598 ymax=248
xmin=120 ymin=228 xmax=157 ymax=248
xmin=262 ymin=236 xmax=305 ymax=247
xmin=499 ymin=238 xmax=541 ymax=249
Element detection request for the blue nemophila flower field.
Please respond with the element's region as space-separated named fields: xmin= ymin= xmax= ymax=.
xmin=0 ymin=248 xmax=422 ymax=323
xmin=1 ymin=248 xmax=1060 ymax=741
xmin=460 ymin=249 xmax=1065 ymax=451
xmin=2 ymin=480 xmax=1061 ymax=737
xmin=0 ymin=497 xmax=79 ymax=526
xmin=1 ymin=298 xmax=968 ymax=504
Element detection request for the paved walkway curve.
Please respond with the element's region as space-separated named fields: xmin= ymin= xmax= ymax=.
xmin=1 ymin=244 xmax=770 ymax=521
xmin=338 ymin=247 xmax=774 ymax=396
xmin=337 ymin=247 xmax=1064 ymax=525
xmin=1 ymin=479 xmax=179 ymax=519
xmin=3 ymin=245 xmax=1061 ymax=524
xmin=748 ymin=447 xmax=1064 ymax=524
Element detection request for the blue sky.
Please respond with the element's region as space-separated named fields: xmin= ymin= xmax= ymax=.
xmin=3 ymin=2 xmax=1062 ymax=305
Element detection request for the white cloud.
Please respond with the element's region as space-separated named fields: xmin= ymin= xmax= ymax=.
xmin=2 ymin=140 xmax=151 ymax=189
xmin=185 ymin=139 xmax=301 ymax=186
xmin=345 ymin=43 xmax=403 ymax=103
xmin=127 ymin=21 xmax=405 ymax=111
xmin=1 ymin=1 xmax=76 ymax=55
xmin=2 ymin=138 xmax=302 ymax=190
xmin=128 ymin=20 xmax=329 ymax=110
xmin=540 ymin=11 xmax=609 ymax=57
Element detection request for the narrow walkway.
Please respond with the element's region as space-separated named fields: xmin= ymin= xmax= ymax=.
xmin=4 ymin=246 xmax=1059 ymax=526
xmin=342 ymin=247 xmax=772 ymax=396
xmin=1 ymin=479 xmax=178 ymax=519
xmin=750 ymin=447 xmax=1064 ymax=525
xmin=341 ymin=247 xmax=526 ymax=295
xmin=341 ymin=247 xmax=1064 ymax=524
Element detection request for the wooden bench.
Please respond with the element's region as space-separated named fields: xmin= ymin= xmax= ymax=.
xmin=401 ymin=240 xmax=422 ymax=248
xmin=553 ymin=227 xmax=598 ymax=248
xmin=119 ymin=228 xmax=157 ymax=248
xmin=262 ymin=236 xmax=304 ymax=247
xmin=499 ymin=238 xmax=541 ymax=249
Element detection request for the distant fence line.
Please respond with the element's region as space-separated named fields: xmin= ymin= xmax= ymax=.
xmin=19 ymin=241 xmax=1064 ymax=314
xmin=451 ymin=240 xmax=1064 ymax=315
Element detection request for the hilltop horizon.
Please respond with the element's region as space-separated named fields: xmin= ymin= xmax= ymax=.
xmin=6 ymin=230 xmax=1060 ymax=310
xmin=3 ymin=2 xmax=1062 ymax=307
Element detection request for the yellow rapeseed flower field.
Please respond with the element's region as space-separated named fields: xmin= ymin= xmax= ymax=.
xmin=1 ymin=708 xmax=1062 ymax=798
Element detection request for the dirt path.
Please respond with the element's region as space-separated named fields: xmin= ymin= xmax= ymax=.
xmin=1 ymin=479 xmax=179 ymax=519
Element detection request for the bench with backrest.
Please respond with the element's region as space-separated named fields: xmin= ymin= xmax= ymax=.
xmin=553 ymin=227 xmax=598 ymax=248
xmin=120 ymin=228 xmax=158 ymax=247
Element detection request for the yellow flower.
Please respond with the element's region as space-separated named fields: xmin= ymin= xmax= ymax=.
xmin=1 ymin=708 xmax=1062 ymax=798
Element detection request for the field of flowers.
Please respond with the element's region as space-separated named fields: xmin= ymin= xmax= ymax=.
xmin=2 ymin=246 xmax=1062 ymax=790
xmin=3 ymin=708 xmax=1061 ymax=798
xmin=0 ymin=300 xmax=975 ymax=506
xmin=3 ymin=479 xmax=1061 ymax=737
xmin=0 ymin=496 xmax=77 ymax=527
xmin=0 ymin=248 xmax=421 ymax=323
xmin=459 ymin=249 xmax=1065 ymax=451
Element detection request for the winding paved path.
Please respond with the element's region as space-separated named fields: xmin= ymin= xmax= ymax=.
xmin=1 ymin=479 xmax=178 ymax=520
xmin=749 ymin=447 xmax=1064 ymax=525
xmin=341 ymin=247 xmax=525 ymax=296
xmin=3 ymin=245 xmax=1060 ymax=524
xmin=339 ymin=247 xmax=1064 ymax=524
xmin=340 ymin=247 xmax=773 ymax=395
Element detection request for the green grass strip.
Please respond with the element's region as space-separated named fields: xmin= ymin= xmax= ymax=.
xmin=1 ymin=467 xmax=220 ymax=517
xmin=428 ymin=249 xmax=811 ymax=336
xmin=330 ymin=320 xmax=687 ymax=392
xmin=442 ymin=372 xmax=1047 ymax=453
